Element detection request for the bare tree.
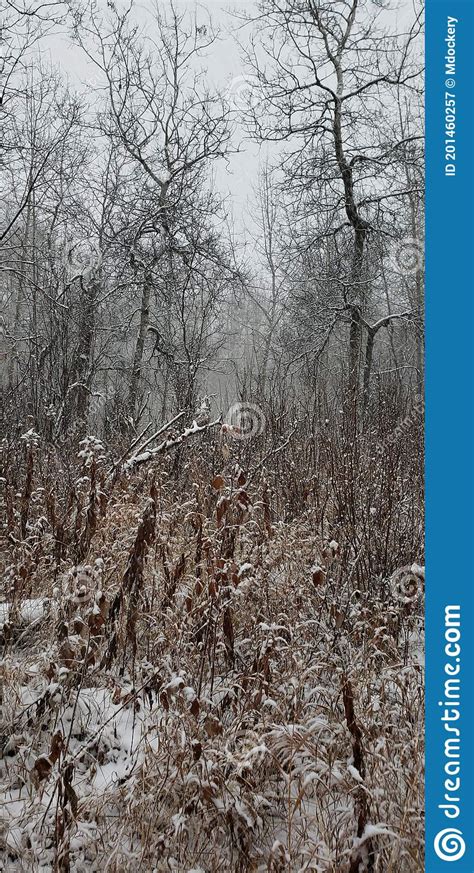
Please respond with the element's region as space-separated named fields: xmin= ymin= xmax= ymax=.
xmin=71 ymin=2 xmax=234 ymax=427
xmin=241 ymin=0 xmax=423 ymax=415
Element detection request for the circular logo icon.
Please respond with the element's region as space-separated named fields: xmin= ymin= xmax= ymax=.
xmin=389 ymin=564 xmax=424 ymax=604
xmin=224 ymin=402 xmax=265 ymax=441
xmin=226 ymin=75 xmax=260 ymax=112
xmin=63 ymin=237 xmax=102 ymax=279
xmin=434 ymin=828 xmax=466 ymax=862
xmin=385 ymin=236 xmax=424 ymax=277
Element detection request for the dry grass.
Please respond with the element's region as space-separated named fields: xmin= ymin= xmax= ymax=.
xmin=0 ymin=426 xmax=424 ymax=872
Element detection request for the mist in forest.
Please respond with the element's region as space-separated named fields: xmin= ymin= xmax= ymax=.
xmin=0 ymin=2 xmax=425 ymax=870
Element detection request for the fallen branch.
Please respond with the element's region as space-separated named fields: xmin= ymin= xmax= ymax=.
xmin=106 ymin=421 xmax=153 ymax=485
xmin=123 ymin=416 xmax=222 ymax=471
xmin=132 ymin=410 xmax=187 ymax=457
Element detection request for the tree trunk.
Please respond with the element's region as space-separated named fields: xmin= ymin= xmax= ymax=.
xmin=362 ymin=327 xmax=375 ymax=415
xmin=127 ymin=271 xmax=152 ymax=426
xmin=75 ymin=277 xmax=97 ymax=427
xmin=332 ymin=98 xmax=368 ymax=409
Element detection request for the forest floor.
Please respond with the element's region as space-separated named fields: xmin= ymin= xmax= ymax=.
xmin=0 ymin=431 xmax=424 ymax=872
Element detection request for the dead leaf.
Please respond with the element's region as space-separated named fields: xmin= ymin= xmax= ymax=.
xmin=234 ymin=466 xmax=247 ymax=486
xmin=50 ymin=731 xmax=64 ymax=763
xmin=31 ymin=756 xmax=52 ymax=787
xmin=211 ymin=475 xmax=225 ymax=490
xmin=204 ymin=715 xmax=223 ymax=737
xmin=216 ymin=496 xmax=229 ymax=527
xmin=312 ymin=565 xmax=326 ymax=586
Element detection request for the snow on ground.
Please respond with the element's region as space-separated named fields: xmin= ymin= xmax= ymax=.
xmin=0 ymin=599 xmax=51 ymax=629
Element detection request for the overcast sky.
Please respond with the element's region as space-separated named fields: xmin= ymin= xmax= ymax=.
xmin=42 ymin=0 xmax=417 ymax=260
xmin=42 ymin=0 xmax=263 ymax=250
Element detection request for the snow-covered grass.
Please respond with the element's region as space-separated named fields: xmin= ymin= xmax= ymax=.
xmin=0 ymin=434 xmax=424 ymax=872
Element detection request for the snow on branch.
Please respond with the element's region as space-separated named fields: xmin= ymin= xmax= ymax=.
xmin=123 ymin=416 xmax=222 ymax=472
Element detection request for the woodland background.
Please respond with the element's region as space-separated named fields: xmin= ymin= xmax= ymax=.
xmin=0 ymin=1 xmax=424 ymax=870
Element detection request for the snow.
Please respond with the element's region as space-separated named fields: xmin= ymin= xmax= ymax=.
xmin=354 ymin=823 xmax=396 ymax=846
xmin=20 ymin=428 xmax=40 ymax=443
xmin=347 ymin=764 xmax=364 ymax=783
xmin=0 ymin=598 xmax=51 ymax=629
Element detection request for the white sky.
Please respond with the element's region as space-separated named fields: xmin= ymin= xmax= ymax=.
xmin=41 ymin=0 xmax=418 ymax=257
xmin=43 ymin=0 xmax=263 ymax=248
